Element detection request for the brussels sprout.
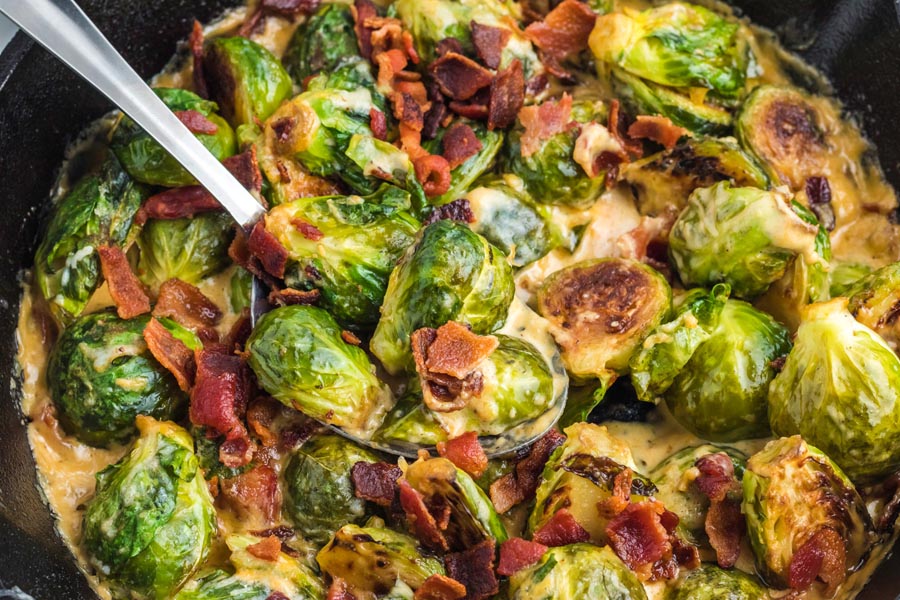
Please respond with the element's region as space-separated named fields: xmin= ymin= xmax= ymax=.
xmin=622 ymin=137 xmax=771 ymax=217
xmin=193 ymin=427 xmax=248 ymax=481
xmin=371 ymin=220 xmax=515 ymax=375
xmin=283 ymin=3 xmax=364 ymax=85
xmin=263 ymin=185 xmax=420 ymax=328
xmin=176 ymin=571 xmax=269 ymax=600
xmin=846 ymin=261 xmax=900 ymax=350
xmin=246 ymin=305 xmax=393 ymax=437
xmin=650 ymin=444 xmax=746 ymax=546
xmin=768 ymin=298 xmax=900 ymax=482
xmin=425 ymin=123 xmax=504 ymax=206
xmin=34 ymin=157 xmax=147 ymax=323
xmin=229 ymin=266 xmax=253 ymax=313
xmin=283 ymin=434 xmax=382 ymax=545
xmin=83 ymin=417 xmax=216 ymax=599
xmin=665 ymin=564 xmax=766 ymax=600
xmin=668 ymin=181 xmax=828 ymax=299
xmin=317 ymin=519 xmax=444 ymax=596
xmin=48 ymin=310 xmax=186 ymax=447
xmin=742 ymin=436 xmax=873 ymax=589
xmin=829 ymin=262 xmax=872 ymax=298
xmin=136 ymin=212 xmax=234 ymax=289
xmin=509 ymin=544 xmax=648 ymax=600
xmin=501 ymin=100 xmax=608 ymax=208
xmin=528 ymin=423 xmax=655 ymax=544
xmin=537 ymin=258 xmax=672 ymax=382
xmin=111 ymin=88 xmax=236 ymax=187
xmin=203 ymin=37 xmax=293 ymax=127
xmin=404 ymin=456 xmax=508 ymax=549
xmin=664 ymin=298 xmax=790 ymax=442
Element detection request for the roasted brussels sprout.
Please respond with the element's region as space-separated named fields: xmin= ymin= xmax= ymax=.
xmin=768 ymin=298 xmax=900 ymax=482
xmin=83 ymin=417 xmax=216 ymax=599
xmin=246 ymin=305 xmax=393 ymax=437
xmin=650 ymin=444 xmax=746 ymax=546
xmin=668 ymin=181 xmax=828 ymax=299
xmin=203 ymin=37 xmax=293 ymax=127
xmin=501 ymin=100 xmax=608 ymax=208
xmin=664 ymin=298 xmax=790 ymax=442
xmin=111 ymin=88 xmax=236 ymax=187
xmin=34 ymin=157 xmax=146 ymax=323
xmin=317 ymin=518 xmax=444 ymax=597
xmin=229 ymin=266 xmax=253 ymax=313
xmin=404 ymin=456 xmax=508 ymax=549
xmin=283 ymin=434 xmax=382 ymax=545
xmin=622 ymin=137 xmax=771 ymax=217
xmin=283 ymin=3 xmax=365 ymax=85
xmin=665 ymin=564 xmax=766 ymax=600
xmin=136 ymin=212 xmax=234 ymax=289
xmin=846 ymin=261 xmax=900 ymax=350
xmin=537 ymin=258 xmax=672 ymax=382
xmin=48 ymin=310 xmax=187 ymax=447
xmin=742 ymin=436 xmax=873 ymax=589
xmin=263 ymin=185 xmax=420 ymax=328
xmin=829 ymin=262 xmax=872 ymax=298
xmin=509 ymin=543 xmax=648 ymax=600
xmin=371 ymin=220 xmax=515 ymax=375
xmin=426 ymin=122 xmax=504 ymax=206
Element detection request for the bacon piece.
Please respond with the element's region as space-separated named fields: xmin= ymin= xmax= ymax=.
xmin=627 ymin=115 xmax=688 ymax=150
xmin=414 ymin=574 xmax=466 ymax=600
xmin=525 ymin=0 xmax=596 ymax=62
xmin=424 ymin=199 xmax=475 ymax=225
xmin=97 ymin=245 xmax=150 ymax=319
xmin=424 ymin=321 xmax=499 ymax=379
xmin=488 ymin=60 xmax=525 ymax=131
xmin=175 ymin=110 xmax=218 ymax=135
xmin=191 ymin=349 xmax=254 ymax=467
xmin=291 ymin=218 xmax=324 ymax=241
xmin=153 ymin=278 xmax=222 ymax=342
xmin=268 ymin=287 xmax=320 ymax=307
xmin=251 ymin=525 xmax=295 ymax=541
xmin=533 ymin=508 xmax=591 ymax=546
xmin=437 ymin=38 xmax=464 ymax=57
xmin=223 ymin=146 xmax=264 ymax=193
xmin=261 ymin=0 xmax=321 ymax=16
xmin=219 ymin=464 xmax=281 ymax=526
xmin=341 ymin=330 xmax=361 ymax=346
xmin=143 ymin=317 xmax=195 ymax=392
xmin=694 ymin=453 xmax=736 ymax=501
xmin=223 ymin=308 xmax=253 ymax=354
xmin=608 ymin=100 xmax=643 ymax=158
xmin=606 ymin=501 xmax=671 ymax=572
xmin=249 ymin=221 xmax=289 ymax=279
xmin=441 ymin=123 xmax=483 ymax=169
xmin=444 ymin=540 xmax=498 ymax=600
xmin=399 ymin=479 xmax=449 ymax=551
xmin=490 ymin=429 xmax=565 ymax=513
xmin=423 ymin=100 xmax=450 ymax=140
xmin=352 ymin=461 xmax=402 ymax=507
xmin=370 ymin=107 xmax=388 ymax=141
xmin=138 ymin=186 xmax=223 ymax=223
xmin=247 ymin=396 xmax=281 ymax=448
xmin=414 ymin=155 xmax=452 ymax=198
xmin=352 ymin=0 xmax=378 ymax=59
xmin=247 ymin=535 xmax=282 ymax=561
xmin=518 ymin=94 xmax=573 ymax=157
xmin=788 ymin=527 xmax=847 ymax=592
xmin=190 ymin=21 xmax=208 ymax=98
xmin=471 ymin=22 xmax=511 ymax=70
xmin=395 ymin=90 xmax=425 ymax=132
xmin=431 ymin=52 xmax=494 ymax=101
xmin=326 ymin=578 xmax=356 ymax=600
xmin=694 ymin=453 xmax=744 ymax=568
xmin=597 ymin=468 xmax=633 ymax=519
xmin=497 ymin=538 xmax=548 ymax=576
xmin=437 ymin=432 xmax=488 ymax=478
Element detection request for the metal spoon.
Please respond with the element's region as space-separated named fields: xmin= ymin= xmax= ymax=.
xmin=0 ymin=0 xmax=565 ymax=457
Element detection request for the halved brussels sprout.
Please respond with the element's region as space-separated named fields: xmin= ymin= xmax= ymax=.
xmin=509 ymin=543 xmax=647 ymax=600
xmin=768 ymin=298 xmax=900 ymax=482
xmin=246 ymin=305 xmax=393 ymax=437
xmin=34 ymin=157 xmax=147 ymax=323
xmin=263 ymin=185 xmax=420 ymax=329
xmin=83 ymin=417 xmax=216 ymax=599
xmin=111 ymin=88 xmax=236 ymax=187
xmin=501 ymin=100 xmax=608 ymax=208
xmin=742 ymin=436 xmax=873 ymax=589
xmin=426 ymin=123 xmax=504 ymax=206
xmin=622 ymin=137 xmax=771 ymax=217
xmin=203 ymin=37 xmax=293 ymax=127
xmin=668 ymin=181 xmax=827 ymax=299
xmin=650 ymin=444 xmax=746 ymax=547
xmin=537 ymin=258 xmax=672 ymax=382
xmin=371 ymin=220 xmax=515 ymax=375
xmin=404 ymin=456 xmax=508 ymax=549
xmin=846 ymin=261 xmax=900 ymax=350
xmin=317 ymin=518 xmax=444 ymax=597
xmin=829 ymin=262 xmax=872 ymax=298
xmin=283 ymin=434 xmax=382 ymax=545
xmin=136 ymin=212 xmax=234 ymax=289
xmin=48 ymin=310 xmax=187 ymax=447
xmin=282 ymin=3 xmax=364 ymax=85
xmin=663 ymin=298 xmax=790 ymax=442
xmin=528 ymin=423 xmax=655 ymax=544
xmin=665 ymin=564 xmax=766 ymax=600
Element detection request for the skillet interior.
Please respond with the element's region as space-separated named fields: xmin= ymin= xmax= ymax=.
xmin=0 ymin=1 xmax=898 ymax=597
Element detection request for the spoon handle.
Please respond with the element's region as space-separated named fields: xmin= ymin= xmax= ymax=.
xmin=0 ymin=0 xmax=266 ymax=230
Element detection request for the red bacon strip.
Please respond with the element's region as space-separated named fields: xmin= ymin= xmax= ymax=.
xmin=268 ymin=287 xmax=321 ymax=307
xmin=414 ymin=155 xmax=452 ymax=197
xmin=627 ymin=115 xmax=688 ymax=150
xmin=518 ymin=94 xmax=573 ymax=157
xmin=694 ymin=453 xmax=744 ymax=569
xmin=352 ymin=0 xmax=378 ymax=59
xmin=490 ymin=429 xmax=565 ymax=513
xmin=249 ymin=221 xmax=289 ymax=279
xmin=247 ymin=535 xmax=282 ymax=562
xmin=532 ymin=508 xmax=590 ymax=546
xmin=219 ymin=464 xmax=281 ymax=526
xmin=414 ymin=574 xmax=466 ymax=600
xmin=444 ymin=540 xmax=499 ymax=600
xmin=497 ymin=538 xmax=548 ymax=576
xmin=437 ymin=432 xmax=488 ymax=478
xmin=143 ymin=317 xmax=195 ymax=392
xmin=524 ymin=0 xmax=596 ymax=62
xmin=399 ymin=479 xmax=449 ymax=551
xmin=153 ymin=278 xmax=222 ymax=344
xmin=442 ymin=123 xmax=483 ymax=169
xmin=97 ymin=245 xmax=151 ymax=319
xmin=431 ymin=52 xmax=494 ymax=101
xmin=788 ymin=527 xmax=847 ymax=592
xmin=487 ymin=60 xmax=524 ymax=131
xmin=606 ymin=501 xmax=671 ymax=572
xmin=471 ymin=22 xmax=511 ymax=70
xmin=175 ymin=110 xmax=218 ymax=135
xmin=190 ymin=21 xmax=208 ymax=98
xmin=370 ymin=107 xmax=388 ymax=141
xmin=352 ymin=461 xmax=402 ymax=507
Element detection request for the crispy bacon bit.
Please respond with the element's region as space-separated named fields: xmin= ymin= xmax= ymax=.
xmin=352 ymin=461 xmax=402 ymax=507
xmin=252 ymin=525 xmax=295 ymax=541
xmin=291 ymin=218 xmax=324 ymax=241
xmin=223 ymin=309 xmax=253 ymax=354
xmin=396 ymin=91 xmax=425 ymax=132
xmin=268 ymin=287 xmax=320 ymax=307
xmin=175 ymin=110 xmax=218 ymax=135
xmin=97 ymin=245 xmax=150 ymax=319
xmin=281 ymin=418 xmax=322 ymax=450
xmin=423 ymin=101 xmax=450 ymax=140
xmin=261 ymin=0 xmax=321 ymax=16
xmin=526 ymin=74 xmax=549 ymax=97
xmin=437 ymin=432 xmax=488 ymax=478
xmin=153 ymin=278 xmax=223 ymax=339
xmin=143 ymin=318 xmax=195 ymax=392
xmin=471 ymin=22 xmax=511 ymax=70
xmin=497 ymin=538 xmax=548 ymax=576
xmin=518 ymin=94 xmax=573 ymax=157
xmin=525 ymin=0 xmax=596 ymax=63
xmin=191 ymin=350 xmax=253 ymax=467
xmin=268 ymin=593 xmax=290 ymax=600
xmin=352 ymin=0 xmax=378 ymax=59
xmin=444 ymin=540 xmax=499 ymax=600
xmin=247 ymin=535 xmax=282 ymax=561
xmin=431 ymin=52 xmax=495 ymax=101
xmin=533 ymin=508 xmax=591 ymax=547
xmin=694 ymin=453 xmax=744 ymax=568
xmin=370 ymin=107 xmax=388 ymax=140
xmin=399 ymin=479 xmax=449 ymax=551
xmin=247 ymin=397 xmax=281 ymax=448
xmin=341 ymin=331 xmax=362 ymax=347
xmin=606 ymin=501 xmax=671 ymax=572
xmin=450 ymin=100 xmax=489 ymax=121
xmin=425 ymin=321 xmax=499 ymax=379
xmin=488 ymin=60 xmax=525 ymax=131
xmin=249 ymin=221 xmax=289 ymax=279
xmin=424 ymin=199 xmax=476 ymax=225
xmin=627 ymin=115 xmax=688 ymax=150
xmin=437 ymin=38 xmax=464 ymax=57
xmin=414 ymin=574 xmax=466 ymax=600
xmin=414 ymin=155 xmax=452 ymax=197
xmin=788 ymin=527 xmax=847 ymax=593
xmin=597 ymin=468 xmax=633 ymax=519
xmin=490 ymin=429 xmax=565 ymax=513
xmin=442 ymin=123 xmax=484 ymax=169
xmin=326 ymin=578 xmax=356 ymax=600
xmin=138 ymin=186 xmax=223 ymax=224
xmin=190 ymin=21 xmax=207 ymax=98
xmin=220 ymin=465 xmax=281 ymax=527
xmin=224 ymin=146 xmax=264 ymax=193
xmin=806 ymin=176 xmax=836 ymax=231
xmin=608 ymin=100 xmax=643 ymax=158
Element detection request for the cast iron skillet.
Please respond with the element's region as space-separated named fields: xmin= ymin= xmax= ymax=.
xmin=1 ymin=1 xmax=899 ymax=598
